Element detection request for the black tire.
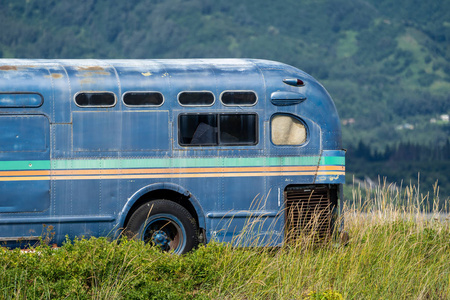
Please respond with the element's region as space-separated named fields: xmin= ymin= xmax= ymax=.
xmin=125 ymin=200 xmax=199 ymax=254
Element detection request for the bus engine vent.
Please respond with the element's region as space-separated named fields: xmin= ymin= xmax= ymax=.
xmin=284 ymin=185 xmax=334 ymax=242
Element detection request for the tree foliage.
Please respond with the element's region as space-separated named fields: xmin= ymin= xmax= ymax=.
xmin=0 ymin=0 xmax=449 ymax=196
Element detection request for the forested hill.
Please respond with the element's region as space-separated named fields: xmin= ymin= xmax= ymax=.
xmin=1 ymin=0 xmax=449 ymax=197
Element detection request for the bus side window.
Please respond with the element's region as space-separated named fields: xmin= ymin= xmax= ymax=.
xmin=219 ymin=114 xmax=257 ymax=145
xmin=179 ymin=114 xmax=217 ymax=146
xmin=271 ymin=114 xmax=307 ymax=145
xmin=178 ymin=113 xmax=258 ymax=146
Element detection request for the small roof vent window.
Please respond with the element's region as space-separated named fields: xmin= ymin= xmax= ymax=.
xmin=221 ymin=91 xmax=257 ymax=106
xmin=123 ymin=92 xmax=164 ymax=106
xmin=75 ymin=92 xmax=116 ymax=107
xmin=178 ymin=91 xmax=214 ymax=106
xmin=0 ymin=92 xmax=43 ymax=107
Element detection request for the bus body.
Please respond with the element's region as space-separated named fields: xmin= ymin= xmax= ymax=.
xmin=0 ymin=59 xmax=344 ymax=253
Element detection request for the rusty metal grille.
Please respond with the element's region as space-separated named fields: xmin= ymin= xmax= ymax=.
xmin=285 ymin=185 xmax=333 ymax=242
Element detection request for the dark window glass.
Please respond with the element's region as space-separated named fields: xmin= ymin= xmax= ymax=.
xmin=75 ymin=92 xmax=115 ymax=107
xmin=178 ymin=114 xmax=217 ymax=145
xmin=123 ymin=92 xmax=163 ymax=106
xmin=178 ymin=92 xmax=214 ymax=106
xmin=178 ymin=113 xmax=258 ymax=146
xmin=221 ymin=91 xmax=257 ymax=106
xmin=0 ymin=92 xmax=43 ymax=107
xmin=219 ymin=114 xmax=257 ymax=145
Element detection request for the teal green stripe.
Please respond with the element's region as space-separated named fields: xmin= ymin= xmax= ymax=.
xmin=0 ymin=160 xmax=50 ymax=170
xmin=2 ymin=155 xmax=345 ymax=171
xmin=320 ymin=156 xmax=345 ymax=165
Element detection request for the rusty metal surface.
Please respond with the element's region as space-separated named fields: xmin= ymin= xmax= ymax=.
xmin=285 ymin=185 xmax=335 ymax=242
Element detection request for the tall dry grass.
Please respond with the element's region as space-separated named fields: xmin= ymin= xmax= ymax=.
xmin=209 ymin=181 xmax=450 ymax=299
xmin=0 ymin=182 xmax=448 ymax=299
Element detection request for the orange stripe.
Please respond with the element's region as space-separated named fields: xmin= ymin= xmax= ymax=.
xmin=0 ymin=165 xmax=344 ymax=176
xmin=0 ymin=171 xmax=345 ymax=181
xmin=0 ymin=170 xmax=51 ymax=176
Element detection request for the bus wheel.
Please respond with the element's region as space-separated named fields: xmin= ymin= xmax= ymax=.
xmin=125 ymin=200 xmax=199 ymax=254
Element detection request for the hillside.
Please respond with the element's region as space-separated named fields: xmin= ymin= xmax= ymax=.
xmin=0 ymin=0 xmax=449 ymax=197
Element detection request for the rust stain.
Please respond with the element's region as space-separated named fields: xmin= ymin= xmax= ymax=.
xmin=79 ymin=78 xmax=96 ymax=85
xmin=0 ymin=65 xmax=38 ymax=71
xmin=77 ymin=66 xmax=105 ymax=71
xmin=0 ymin=66 xmax=18 ymax=71
xmin=75 ymin=71 xmax=110 ymax=77
xmin=44 ymin=73 xmax=64 ymax=79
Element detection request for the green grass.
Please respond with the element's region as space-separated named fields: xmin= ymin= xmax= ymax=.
xmin=0 ymin=185 xmax=449 ymax=299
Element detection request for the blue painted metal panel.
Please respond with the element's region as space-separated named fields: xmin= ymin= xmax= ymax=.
xmin=63 ymin=61 xmax=122 ymax=114
xmin=46 ymin=64 xmax=71 ymax=123
xmin=209 ymin=214 xmax=283 ymax=247
xmin=73 ymin=111 xmax=169 ymax=151
xmin=52 ymin=124 xmax=72 ymax=158
xmin=0 ymin=180 xmax=50 ymax=213
xmin=0 ymin=115 xmax=49 ymax=152
xmin=118 ymin=182 xmax=206 ymax=231
xmin=113 ymin=60 xmax=171 ymax=104
xmin=260 ymin=65 xmax=342 ymax=151
xmin=0 ymin=115 xmax=50 ymax=214
xmin=0 ymin=58 xmax=344 ymax=247
xmin=0 ymin=62 xmax=56 ymax=122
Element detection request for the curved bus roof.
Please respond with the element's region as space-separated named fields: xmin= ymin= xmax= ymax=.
xmin=0 ymin=58 xmax=341 ymax=150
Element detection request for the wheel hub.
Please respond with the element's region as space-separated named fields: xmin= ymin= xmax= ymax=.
xmin=152 ymin=230 xmax=170 ymax=248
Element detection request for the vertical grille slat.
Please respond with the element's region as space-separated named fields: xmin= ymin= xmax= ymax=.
xmin=285 ymin=185 xmax=333 ymax=242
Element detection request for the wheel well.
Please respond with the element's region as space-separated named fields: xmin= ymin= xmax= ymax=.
xmin=123 ymin=189 xmax=201 ymax=230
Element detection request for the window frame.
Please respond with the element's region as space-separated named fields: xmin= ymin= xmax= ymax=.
xmin=270 ymin=113 xmax=309 ymax=146
xmin=122 ymin=91 xmax=165 ymax=107
xmin=74 ymin=91 xmax=117 ymax=108
xmin=177 ymin=91 xmax=215 ymax=107
xmin=220 ymin=90 xmax=258 ymax=107
xmin=178 ymin=112 xmax=259 ymax=147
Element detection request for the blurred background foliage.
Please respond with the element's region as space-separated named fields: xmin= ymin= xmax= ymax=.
xmin=0 ymin=0 xmax=449 ymax=198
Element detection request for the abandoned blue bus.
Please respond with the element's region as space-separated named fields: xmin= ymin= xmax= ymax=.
xmin=0 ymin=59 xmax=344 ymax=253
